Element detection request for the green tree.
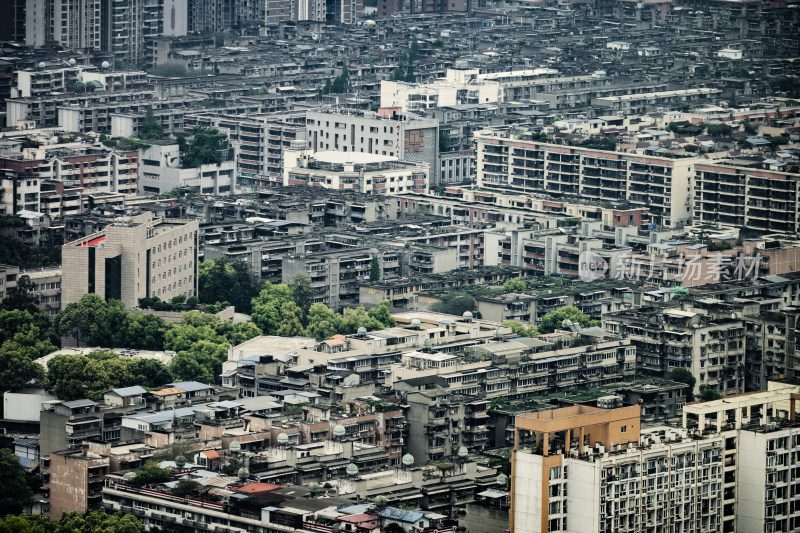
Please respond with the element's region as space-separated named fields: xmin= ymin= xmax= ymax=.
xmin=54 ymin=293 xmax=108 ymax=347
xmin=250 ymin=282 xmax=295 ymax=335
xmin=429 ymin=293 xmax=475 ymax=316
xmin=740 ymin=119 xmax=757 ymax=135
xmin=699 ymin=385 xmax=722 ymax=402
xmin=305 ymin=304 xmax=341 ymax=341
xmin=59 ymin=510 xmax=142 ymax=533
xmin=164 ymin=324 xmax=227 ymax=353
xmin=140 ymin=106 xmax=164 ymax=140
xmin=276 ymin=302 xmax=305 ymax=337
xmin=537 ymin=306 xmax=599 ymax=334
xmin=127 ymin=461 xmax=173 ymax=488
xmin=340 ymin=306 xmax=383 ymax=334
xmin=169 ymin=339 xmax=228 ymax=383
xmin=0 ymin=275 xmax=40 ymax=314
xmin=705 ymin=123 xmax=732 ymax=137
xmin=0 ymin=236 xmax=60 ymax=269
xmin=369 ymin=255 xmax=381 ymax=282
xmin=409 ymin=37 xmax=420 ymax=63
xmin=667 ymin=368 xmax=696 ymax=402
xmin=0 ymin=448 xmax=34 ymax=515
xmin=150 ymin=62 xmax=190 ymax=77
xmin=367 ymin=301 xmax=396 ymax=328
xmin=213 ymin=32 xmax=225 ymax=47
xmin=0 ymin=514 xmax=56 ymax=533
xmin=181 ymin=127 xmax=229 ymax=169
xmin=501 ymin=320 xmax=537 ymax=337
xmin=131 ymin=359 xmax=173 ymax=388
xmin=126 ymin=313 xmax=174 ymax=350
xmin=502 ymin=278 xmax=527 ymax=293
xmin=289 ymin=274 xmax=313 ymax=324
xmin=198 ymin=258 xmax=262 ymax=314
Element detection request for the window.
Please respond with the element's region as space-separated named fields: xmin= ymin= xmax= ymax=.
xmin=621 ymin=425 xmax=627 ymax=433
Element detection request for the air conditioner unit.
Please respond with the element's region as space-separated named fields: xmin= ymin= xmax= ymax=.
xmin=185 ymin=512 xmax=192 ymax=520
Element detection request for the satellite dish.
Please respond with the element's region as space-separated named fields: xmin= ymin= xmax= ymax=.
xmin=101 ymin=61 xmax=111 ymax=69
xmin=457 ymin=446 xmax=468 ymax=458
xmin=346 ymin=463 xmax=359 ymax=477
xmin=494 ymin=329 xmax=503 ymax=340
xmin=277 ymin=433 xmax=289 ymax=445
xmin=38 ymin=62 xmax=46 ymax=69
xmin=68 ymin=58 xmax=77 ymax=66
xmin=374 ymin=495 xmax=388 ymax=507
xmin=308 ymin=482 xmax=320 ymax=495
xmin=333 ymin=424 xmax=346 ymax=438
xmin=462 ymin=311 xmax=473 ymax=319
xmin=402 ymin=454 xmax=414 ymax=467
xmin=229 ymin=441 xmax=241 ymax=453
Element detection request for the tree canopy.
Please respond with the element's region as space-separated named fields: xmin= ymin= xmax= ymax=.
xmin=429 ymin=293 xmax=474 ymax=316
xmin=0 ymin=448 xmax=34 ymax=516
xmin=139 ymin=106 xmax=164 ymax=140
xmin=45 ymin=351 xmax=173 ymax=401
xmin=502 ymin=278 xmax=527 ymax=293
xmin=181 ymin=127 xmax=229 ymax=169
xmin=0 ymin=510 xmax=143 ymax=533
xmin=0 ymin=308 xmax=53 ymax=401
xmin=537 ymin=306 xmax=600 ymax=334
xmin=198 ymin=258 xmax=263 ymax=314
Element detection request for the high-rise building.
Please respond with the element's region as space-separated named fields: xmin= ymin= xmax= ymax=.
xmin=509 ymin=385 xmax=800 ymax=533
xmin=61 ymin=212 xmax=199 ymax=310
xmin=475 ymin=128 xmax=695 ymax=229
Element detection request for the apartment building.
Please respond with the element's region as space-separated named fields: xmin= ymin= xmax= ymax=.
xmin=44 ymin=445 xmax=110 ymax=519
xmin=510 ymin=387 xmax=800 ymax=533
xmin=0 ymin=149 xmax=139 ymax=218
xmin=682 ymin=386 xmax=800 ymax=533
xmin=694 ymin=162 xmax=800 ymax=235
xmin=283 ymin=149 xmax=429 ymax=195
xmin=61 ymin=212 xmax=199 ymax=309
xmin=476 ymin=128 xmax=695 ymax=228
xmin=6 ymin=90 xmax=156 ymax=128
xmin=592 ymin=88 xmax=723 ymax=115
xmin=510 ymin=404 xmax=724 ymax=533
xmin=185 ymin=111 xmax=307 ymax=190
xmin=0 ymin=264 xmax=62 ymax=316
xmin=380 ymin=70 xmax=503 ymax=112
xmin=306 ymin=109 xmax=440 ymax=185
xmin=281 ymin=248 xmax=375 ymax=310
xmin=603 ymin=305 xmax=746 ymax=397
xmin=139 ymin=141 xmax=236 ymax=196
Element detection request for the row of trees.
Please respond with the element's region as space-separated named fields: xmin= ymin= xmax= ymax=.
xmin=501 ymin=306 xmax=601 ymax=338
xmin=0 ymin=511 xmax=141 ymax=533
xmin=41 ymin=294 xmax=263 ymax=399
xmin=249 ymin=277 xmax=396 ymax=340
xmin=0 ymin=282 xmax=58 ymax=405
xmin=45 ymin=351 xmax=173 ymax=401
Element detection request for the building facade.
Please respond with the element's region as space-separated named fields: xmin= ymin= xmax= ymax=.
xmin=61 ymin=212 xmax=199 ymax=309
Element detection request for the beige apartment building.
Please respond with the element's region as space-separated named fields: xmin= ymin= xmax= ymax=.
xmin=694 ymin=162 xmax=800 ymax=235
xmin=61 ymin=212 xmax=199 ymax=309
xmin=475 ymin=128 xmax=694 ymax=229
